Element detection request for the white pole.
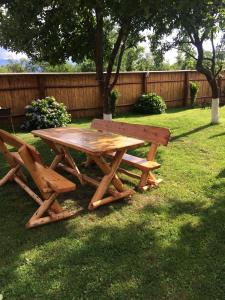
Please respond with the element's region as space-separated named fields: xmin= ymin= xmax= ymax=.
xmin=103 ymin=113 xmax=112 ymax=120
xmin=211 ymin=98 xmax=219 ymax=124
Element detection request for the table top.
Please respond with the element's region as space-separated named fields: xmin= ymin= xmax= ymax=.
xmin=32 ymin=127 xmax=144 ymax=155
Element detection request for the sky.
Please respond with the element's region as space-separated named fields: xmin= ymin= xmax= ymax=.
xmin=0 ymin=47 xmax=27 ymax=64
xmin=0 ymin=46 xmax=178 ymax=66
xmin=0 ymin=34 xmax=219 ymax=67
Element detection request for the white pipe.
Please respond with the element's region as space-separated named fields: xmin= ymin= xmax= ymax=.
xmin=211 ymin=98 xmax=219 ymax=124
xmin=103 ymin=113 xmax=112 ymax=120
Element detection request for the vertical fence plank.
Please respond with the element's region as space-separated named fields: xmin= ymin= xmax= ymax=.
xmin=0 ymin=71 xmax=223 ymax=120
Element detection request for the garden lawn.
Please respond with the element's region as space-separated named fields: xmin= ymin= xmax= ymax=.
xmin=1 ymin=107 xmax=225 ymax=299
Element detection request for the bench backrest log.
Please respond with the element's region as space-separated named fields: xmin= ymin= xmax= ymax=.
xmin=0 ymin=128 xmax=44 ymax=172
xmin=91 ymin=119 xmax=170 ymax=161
xmin=91 ymin=119 xmax=170 ymax=146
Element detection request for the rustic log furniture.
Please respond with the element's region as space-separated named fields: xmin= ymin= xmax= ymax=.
xmin=32 ymin=127 xmax=144 ymax=210
xmin=90 ymin=119 xmax=170 ymax=191
xmin=0 ymin=129 xmax=80 ymax=229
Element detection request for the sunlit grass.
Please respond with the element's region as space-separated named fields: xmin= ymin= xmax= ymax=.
xmin=1 ymin=107 xmax=225 ymax=299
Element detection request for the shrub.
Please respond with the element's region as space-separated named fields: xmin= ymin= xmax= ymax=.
xmin=133 ymin=92 xmax=166 ymax=114
xmin=189 ymin=81 xmax=200 ymax=108
xmin=109 ymin=89 xmax=120 ymax=117
xmin=21 ymin=96 xmax=71 ymax=130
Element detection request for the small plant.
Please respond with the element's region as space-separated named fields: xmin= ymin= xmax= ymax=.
xmin=189 ymin=81 xmax=200 ymax=108
xmin=109 ymin=89 xmax=120 ymax=117
xmin=133 ymin=92 xmax=166 ymax=114
xmin=21 ymin=96 xmax=71 ymax=130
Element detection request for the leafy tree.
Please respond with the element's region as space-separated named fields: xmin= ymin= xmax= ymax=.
xmin=74 ymin=59 xmax=96 ymax=72
xmin=40 ymin=62 xmax=75 ymax=72
xmin=150 ymin=0 xmax=225 ymax=123
xmin=174 ymin=50 xmax=196 ymax=70
xmin=0 ymin=0 xmax=156 ymax=118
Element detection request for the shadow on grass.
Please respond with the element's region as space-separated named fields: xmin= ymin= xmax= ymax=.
xmin=2 ymin=189 xmax=225 ymax=299
xmin=209 ymin=132 xmax=225 ymax=139
xmin=171 ymin=124 xmax=212 ymax=141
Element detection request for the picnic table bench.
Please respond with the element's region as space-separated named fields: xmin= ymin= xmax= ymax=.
xmin=89 ymin=119 xmax=171 ymax=191
xmin=0 ymin=129 xmax=80 ymax=229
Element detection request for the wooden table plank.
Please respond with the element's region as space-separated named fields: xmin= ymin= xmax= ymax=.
xmin=32 ymin=127 xmax=144 ymax=155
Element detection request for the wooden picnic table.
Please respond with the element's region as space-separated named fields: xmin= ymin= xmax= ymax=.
xmin=32 ymin=127 xmax=144 ymax=210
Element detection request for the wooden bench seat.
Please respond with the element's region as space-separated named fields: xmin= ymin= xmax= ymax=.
xmin=106 ymin=152 xmax=161 ymax=171
xmin=33 ymin=162 xmax=76 ymax=193
xmin=90 ymin=119 xmax=170 ymax=191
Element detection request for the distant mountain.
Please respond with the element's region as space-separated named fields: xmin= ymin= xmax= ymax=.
xmin=0 ymin=58 xmax=9 ymax=66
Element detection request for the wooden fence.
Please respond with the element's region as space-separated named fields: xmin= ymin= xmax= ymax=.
xmin=0 ymin=70 xmax=224 ymax=120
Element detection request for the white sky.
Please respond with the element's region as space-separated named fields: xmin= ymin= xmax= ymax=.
xmin=0 ymin=47 xmax=27 ymax=61
xmin=0 ymin=32 xmax=222 ymax=65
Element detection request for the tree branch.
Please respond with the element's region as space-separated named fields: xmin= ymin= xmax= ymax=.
xmin=94 ymin=7 xmax=104 ymax=84
xmin=109 ymin=35 xmax=127 ymax=90
xmin=180 ymin=47 xmax=198 ymax=61
xmin=105 ymin=25 xmax=125 ymax=87
xmin=210 ymin=30 xmax=216 ymax=75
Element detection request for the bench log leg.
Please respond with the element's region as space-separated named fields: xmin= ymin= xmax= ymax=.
xmin=138 ymin=171 xmax=162 ymax=191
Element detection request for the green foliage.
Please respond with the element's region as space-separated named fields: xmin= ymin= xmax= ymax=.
xmin=0 ymin=0 xmax=158 ymax=114
xmin=74 ymin=59 xmax=96 ymax=72
xmin=40 ymin=62 xmax=76 ymax=72
xmin=174 ymin=50 xmax=196 ymax=70
xmin=149 ymin=0 xmax=225 ymax=103
xmin=189 ymin=81 xmax=200 ymax=108
xmin=21 ymin=96 xmax=71 ymax=131
xmin=134 ymin=92 xmax=166 ymax=114
xmin=109 ymin=89 xmax=120 ymax=117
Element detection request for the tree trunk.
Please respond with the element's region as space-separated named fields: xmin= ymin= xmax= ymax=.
xmin=102 ymin=84 xmax=112 ymax=120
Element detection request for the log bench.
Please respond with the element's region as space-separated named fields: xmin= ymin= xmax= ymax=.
xmin=89 ymin=119 xmax=171 ymax=191
xmin=0 ymin=129 xmax=80 ymax=228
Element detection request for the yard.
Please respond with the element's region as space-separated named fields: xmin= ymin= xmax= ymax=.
xmin=1 ymin=107 xmax=225 ymax=299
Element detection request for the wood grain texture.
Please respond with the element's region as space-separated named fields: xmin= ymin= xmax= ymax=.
xmin=32 ymin=127 xmax=144 ymax=155
xmin=91 ymin=119 xmax=170 ymax=145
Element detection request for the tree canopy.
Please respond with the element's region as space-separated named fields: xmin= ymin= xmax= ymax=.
xmin=149 ymin=0 xmax=225 ymax=123
xmin=0 ymin=0 xmax=157 ymax=116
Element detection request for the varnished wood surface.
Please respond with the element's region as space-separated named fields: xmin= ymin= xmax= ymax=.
xmin=32 ymin=127 xmax=144 ymax=155
xmin=91 ymin=119 xmax=171 ymax=145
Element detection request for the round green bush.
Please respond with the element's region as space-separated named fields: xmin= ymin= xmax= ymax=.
xmin=21 ymin=96 xmax=71 ymax=130
xmin=134 ymin=92 xmax=166 ymax=114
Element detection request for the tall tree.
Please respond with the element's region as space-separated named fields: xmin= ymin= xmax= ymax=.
xmin=150 ymin=0 xmax=225 ymax=123
xmin=0 ymin=0 xmax=154 ymax=119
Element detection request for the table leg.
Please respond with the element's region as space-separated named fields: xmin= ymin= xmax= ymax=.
xmin=42 ymin=139 xmax=83 ymax=184
xmin=88 ymin=149 xmax=135 ymax=210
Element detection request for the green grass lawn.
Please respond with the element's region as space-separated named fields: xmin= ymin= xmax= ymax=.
xmin=1 ymin=107 xmax=225 ymax=299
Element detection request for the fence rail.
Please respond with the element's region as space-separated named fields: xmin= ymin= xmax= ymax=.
xmin=0 ymin=70 xmax=224 ymax=119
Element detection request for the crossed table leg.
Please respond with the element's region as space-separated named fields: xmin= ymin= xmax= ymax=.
xmin=42 ymin=139 xmax=135 ymax=210
xmin=84 ymin=149 xmax=135 ymax=210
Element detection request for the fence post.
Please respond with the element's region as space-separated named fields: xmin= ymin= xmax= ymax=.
xmin=183 ymin=71 xmax=189 ymax=106
xmin=37 ymin=75 xmax=46 ymax=99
